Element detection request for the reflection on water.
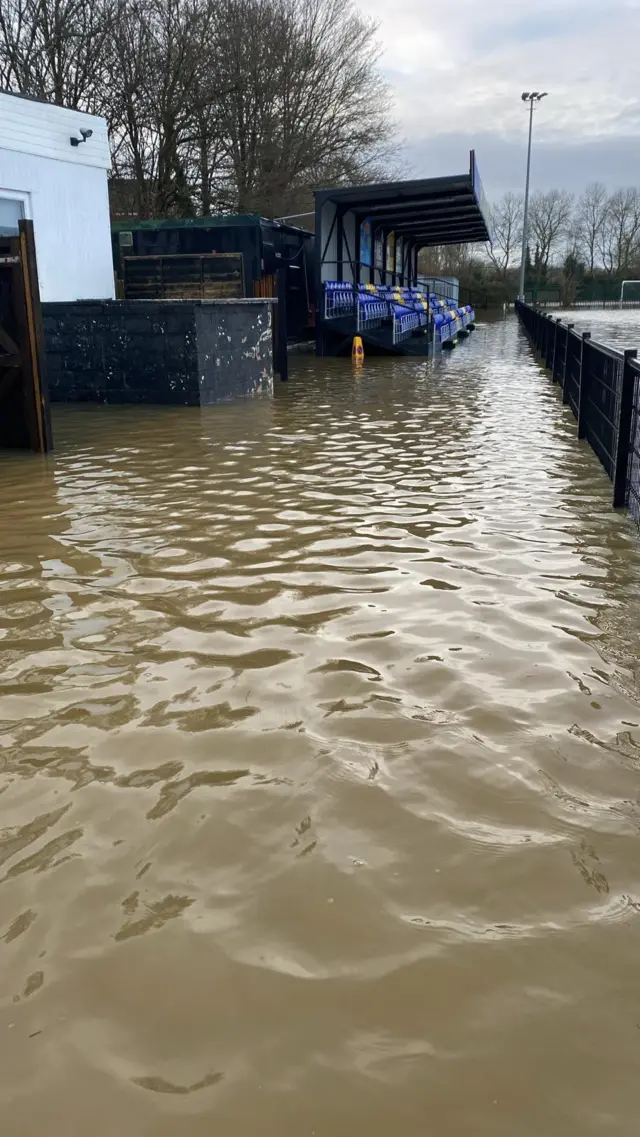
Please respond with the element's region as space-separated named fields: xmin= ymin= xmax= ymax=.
xmin=552 ymin=307 xmax=640 ymax=350
xmin=1 ymin=314 xmax=640 ymax=1136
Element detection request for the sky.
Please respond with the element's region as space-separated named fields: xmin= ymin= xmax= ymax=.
xmin=359 ymin=0 xmax=640 ymax=202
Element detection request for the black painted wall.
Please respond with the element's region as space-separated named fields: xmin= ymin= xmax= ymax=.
xmin=195 ymin=303 xmax=273 ymax=404
xmin=43 ymin=299 xmax=273 ymax=406
xmin=111 ymin=218 xmax=314 ymax=342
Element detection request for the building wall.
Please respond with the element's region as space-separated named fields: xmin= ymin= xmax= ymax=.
xmin=195 ymin=302 xmax=273 ymax=404
xmin=44 ymin=301 xmax=198 ymax=404
xmin=43 ymin=299 xmax=273 ymax=405
xmin=342 ymin=211 xmax=356 ymax=283
xmin=0 ymin=92 xmax=114 ymax=302
xmin=319 ymin=201 xmax=337 ymax=282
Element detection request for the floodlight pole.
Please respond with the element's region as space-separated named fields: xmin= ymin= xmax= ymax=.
xmin=519 ymin=91 xmax=547 ymax=300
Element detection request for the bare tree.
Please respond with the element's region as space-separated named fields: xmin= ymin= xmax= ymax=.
xmin=106 ymin=0 xmax=222 ymax=217
xmin=1 ymin=0 xmax=397 ymax=220
xmin=597 ymin=188 xmax=640 ymax=276
xmin=211 ymin=0 xmax=396 ymax=217
xmin=528 ymin=189 xmax=574 ymax=282
xmin=0 ymin=0 xmax=114 ymax=110
xmin=573 ymin=183 xmax=608 ymax=278
xmin=486 ymin=192 xmax=523 ymax=280
xmin=418 ymin=243 xmax=483 ymax=279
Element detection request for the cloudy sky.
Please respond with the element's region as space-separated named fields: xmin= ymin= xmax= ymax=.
xmin=360 ymin=0 xmax=640 ymax=201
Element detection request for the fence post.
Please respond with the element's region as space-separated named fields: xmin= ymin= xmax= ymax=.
xmin=549 ymin=318 xmax=556 ymax=376
xmin=275 ymin=264 xmax=288 ymax=381
xmin=612 ymin=349 xmax=637 ymax=507
xmin=548 ymin=316 xmax=555 ymax=368
xmin=562 ymin=324 xmax=574 ymax=402
xmin=563 ymin=324 xmax=574 ymax=384
xmin=558 ymin=321 xmax=567 ymax=383
xmin=550 ymin=318 xmax=560 ymax=378
xmin=577 ymin=332 xmax=591 ymax=438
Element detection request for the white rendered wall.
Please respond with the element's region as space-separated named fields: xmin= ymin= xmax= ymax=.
xmin=0 ymin=92 xmax=114 ymax=302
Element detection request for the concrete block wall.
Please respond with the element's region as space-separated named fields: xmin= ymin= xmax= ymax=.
xmin=43 ymin=299 xmax=273 ymax=405
xmin=195 ymin=302 xmax=273 ymax=405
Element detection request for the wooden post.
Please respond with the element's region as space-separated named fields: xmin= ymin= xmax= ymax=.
xmin=19 ymin=220 xmax=52 ymax=452
xmin=577 ymin=332 xmax=591 ymax=439
xmin=612 ymin=349 xmax=637 ymax=507
xmin=0 ymin=219 xmax=52 ymax=453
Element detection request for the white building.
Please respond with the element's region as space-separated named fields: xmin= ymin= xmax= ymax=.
xmin=0 ymin=91 xmax=115 ymax=302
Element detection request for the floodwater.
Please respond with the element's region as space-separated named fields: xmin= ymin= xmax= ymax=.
xmin=551 ymin=306 xmax=640 ymax=350
xmin=1 ymin=313 xmax=640 ymax=1136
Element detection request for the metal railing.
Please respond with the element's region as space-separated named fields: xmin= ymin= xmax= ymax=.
xmin=392 ymin=309 xmax=420 ymax=344
xmin=516 ymin=301 xmax=640 ymax=526
xmin=574 ymin=300 xmax=640 ymax=309
xmin=324 ymin=286 xmax=354 ymax=320
xmin=356 ymin=296 xmax=386 ymax=332
xmin=629 ymin=371 xmax=640 ymax=525
xmin=416 ymin=276 xmax=460 ymax=304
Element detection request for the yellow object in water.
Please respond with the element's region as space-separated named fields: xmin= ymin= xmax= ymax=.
xmin=352 ymin=336 xmax=364 ymax=364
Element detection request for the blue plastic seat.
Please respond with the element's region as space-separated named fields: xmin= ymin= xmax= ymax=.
xmin=323 ymin=281 xmax=355 ymax=319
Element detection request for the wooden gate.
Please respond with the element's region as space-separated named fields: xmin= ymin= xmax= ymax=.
xmin=122 ymin=252 xmax=244 ymax=300
xmin=0 ymin=219 xmax=52 ymax=453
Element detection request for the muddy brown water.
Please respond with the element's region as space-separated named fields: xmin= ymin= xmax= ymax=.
xmin=1 ymin=313 xmax=640 ymax=1136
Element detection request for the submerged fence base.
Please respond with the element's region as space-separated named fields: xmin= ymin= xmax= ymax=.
xmin=516 ymin=301 xmax=640 ymax=527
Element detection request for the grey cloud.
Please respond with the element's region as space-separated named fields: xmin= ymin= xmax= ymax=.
xmin=403 ymin=132 xmax=640 ymax=198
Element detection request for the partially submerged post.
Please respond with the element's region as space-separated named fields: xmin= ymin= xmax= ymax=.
xmin=613 ymin=350 xmax=638 ymax=508
xmin=275 ymin=263 xmax=289 ymax=382
xmin=0 ymin=219 xmax=52 ymax=452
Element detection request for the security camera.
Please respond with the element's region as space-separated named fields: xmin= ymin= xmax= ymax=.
xmin=70 ymin=128 xmax=94 ymax=146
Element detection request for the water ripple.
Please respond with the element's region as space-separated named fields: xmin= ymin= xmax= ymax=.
xmin=1 ymin=315 xmax=640 ymax=1134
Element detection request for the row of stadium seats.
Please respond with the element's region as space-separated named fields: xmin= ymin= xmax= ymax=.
xmin=323 ymin=280 xmax=475 ymax=347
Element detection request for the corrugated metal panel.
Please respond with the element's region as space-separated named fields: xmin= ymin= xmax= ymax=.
xmin=0 ymin=92 xmax=110 ymax=170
